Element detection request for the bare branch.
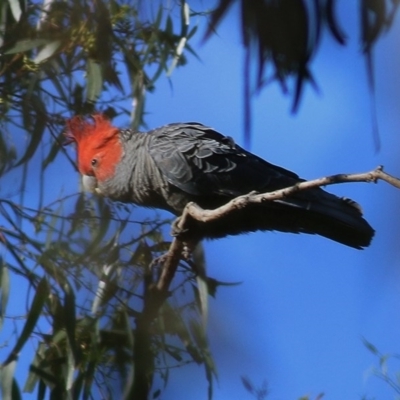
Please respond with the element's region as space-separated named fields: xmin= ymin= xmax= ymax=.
xmin=154 ymin=165 xmax=400 ymax=294
xmin=182 ymin=166 xmax=398 ymax=224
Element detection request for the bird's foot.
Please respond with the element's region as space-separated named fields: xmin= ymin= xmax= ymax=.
xmin=150 ymin=253 xmax=168 ymax=268
xmin=149 ymin=241 xmax=194 ymax=268
xmin=182 ymin=243 xmax=194 ymax=261
xmin=171 ymin=217 xmax=189 ymax=237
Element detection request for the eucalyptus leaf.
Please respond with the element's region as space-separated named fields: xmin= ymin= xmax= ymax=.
xmin=34 ymin=40 xmax=61 ymax=63
xmin=6 ymin=0 xmax=22 ymax=22
xmin=0 ymin=260 xmax=10 ymax=331
xmin=3 ymin=278 xmax=49 ymax=364
xmin=16 ymin=106 xmax=46 ymax=167
xmin=4 ymin=39 xmax=51 ymax=55
xmin=0 ymin=360 xmax=17 ymax=400
xmin=86 ymin=59 xmax=103 ymax=102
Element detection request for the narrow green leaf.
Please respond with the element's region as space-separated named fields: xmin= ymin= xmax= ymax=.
xmin=119 ymin=41 xmax=142 ymax=73
xmin=154 ymin=4 xmax=163 ymax=30
xmin=48 ymin=74 xmax=67 ymax=103
xmin=63 ymin=281 xmax=78 ymax=366
xmin=0 ymin=258 xmax=10 ymax=330
xmin=362 ymin=337 xmax=379 ymax=355
xmin=37 ymin=379 xmax=46 ymax=400
xmin=11 ymin=379 xmax=22 ymax=400
xmin=187 ymin=25 xmax=198 ymax=40
xmin=65 ymin=341 xmax=75 ymax=392
xmin=161 ymin=303 xmax=203 ymax=363
xmin=33 ymin=40 xmax=61 ymax=64
xmin=39 ymin=254 xmax=67 ymax=287
xmin=91 ymin=264 xmax=116 ymax=315
xmin=205 ymin=354 xmax=215 ymax=400
xmin=0 ymin=360 xmax=17 ymax=400
xmin=0 ymin=133 xmax=17 ymax=174
xmin=148 ymin=54 xmax=167 ymax=86
xmin=84 ymin=200 xmax=112 ymax=257
xmin=165 ymin=15 xmax=173 ymax=36
xmin=203 ymin=0 xmax=234 ymax=42
xmin=41 ymin=129 xmax=64 ymax=168
xmin=193 ymin=243 xmax=208 ymax=326
xmin=86 ymin=59 xmax=103 ymax=102
xmin=379 ymin=353 xmax=389 ymax=375
xmin=4 ymin=39 xmax=51 ymax=55
xmin=4 ymin=278 xmax=49 ymax=364
xmin=22 ymin=370 xmax=37 ymax=396
xmin=326 ymin=0 xmax=346 ymax=44
xmin=6 ymin=0 xmax=21 ymax=22
xmin=44 ymin=200 xmax=62 ymax=249
xmin=27 ymin=364 xmax=59 ymax=389
xmin=241 ymin=376 xmax=255 ymax=394
xmin=181 ymin=43 xmax=201 ymax=61
xmin=16 ymin=107 xmax=46 ymax=167
xmin=22 ymin=343 xmax=46 ymax=393
xmin=82 ymin=361 xmax=96 ymax=400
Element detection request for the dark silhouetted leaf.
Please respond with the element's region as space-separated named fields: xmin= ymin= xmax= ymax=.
xmin=63 ymin=281 xmax=79 ymax=366
xmin=4 ymin=277 xmax=49 ymax=365
xmin=325 ymin=0 xmax=347 ymax=44
xmin=16 ymin=103 xmax=47 ymax=167
xmin=363 ymin=337 xmax=380 ymax=355
xmin=241 ymin=375 xmax=255 ymax=394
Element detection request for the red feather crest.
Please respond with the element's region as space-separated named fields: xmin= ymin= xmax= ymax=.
xmin=65 ymin=114 xmax=117 ymax=144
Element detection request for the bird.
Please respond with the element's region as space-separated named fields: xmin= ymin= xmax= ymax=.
xmin=65 ymin=114 xmax=374 ymax=249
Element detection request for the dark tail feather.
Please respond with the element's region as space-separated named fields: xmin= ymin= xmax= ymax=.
xmin=192 ymin=190 xmax=374 ymax=249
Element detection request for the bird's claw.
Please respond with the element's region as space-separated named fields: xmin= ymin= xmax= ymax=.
xmin=150 ymin=254 xmax=169 ymax=268
xmin=171 ymin=217 xmax=189 ymax=237
xmin=181 ymin=244 xmax=193 ymax=261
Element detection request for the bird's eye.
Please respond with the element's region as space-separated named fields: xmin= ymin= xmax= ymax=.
xmin=91 ymin=158 xmax=98 ymax=167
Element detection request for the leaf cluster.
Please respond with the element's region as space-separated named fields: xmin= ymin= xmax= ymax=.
xmin=0 ymin=1 xmax=213 ymax=397
xmin=206 ymin=0 xmax=400 ymax=145
xmin=0 ymin=0 xmax=198 ymax=173
xmin=0 ymin=190 xmax=222 ymax=399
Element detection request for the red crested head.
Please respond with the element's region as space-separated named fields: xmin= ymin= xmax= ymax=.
xmin=65 ymin=114 xmax=123 ymax=182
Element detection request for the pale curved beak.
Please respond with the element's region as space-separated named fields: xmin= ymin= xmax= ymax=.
xmin=82 ymin=175 xmax=100 ymax=194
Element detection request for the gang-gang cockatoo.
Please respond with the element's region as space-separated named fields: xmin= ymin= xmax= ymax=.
xmin=65 ymin=114 xmax=374 ymax=249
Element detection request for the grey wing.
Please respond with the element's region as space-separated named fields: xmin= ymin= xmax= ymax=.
xmin=146 ymin=123 xmax=373 ymax=248
xmin=147 ymin=123 xmax=301 ymax=198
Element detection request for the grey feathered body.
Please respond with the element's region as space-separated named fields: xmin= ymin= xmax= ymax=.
xmin=97 ymin=123 xmax=374 ymax=248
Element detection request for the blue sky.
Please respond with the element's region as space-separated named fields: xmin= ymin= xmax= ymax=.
xmin=2 ymin=2 xmax=400 ymax=399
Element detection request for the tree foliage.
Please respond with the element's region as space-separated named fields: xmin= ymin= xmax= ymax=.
xmin=207 ymin=0 xmax=400 ymax=145
xmin=0 ymin=1 xmax=215 ymax=398
xmin=0 ymin=0 xmax=399 ymax=399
